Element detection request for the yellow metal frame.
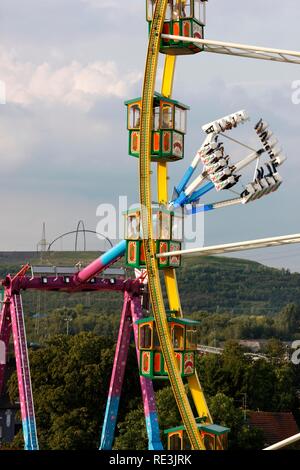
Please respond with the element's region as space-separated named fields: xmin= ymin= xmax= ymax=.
xmin=139 ymin=0 xmax=205 ymax=450
xmin=139 ymin=0 xmax=214 ymax=450
xmin=159 ymin=39 xmax=212 ymax=425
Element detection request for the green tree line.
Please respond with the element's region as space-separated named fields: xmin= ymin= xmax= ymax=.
xmin=4 ymin=335 xmax=300 ymax=450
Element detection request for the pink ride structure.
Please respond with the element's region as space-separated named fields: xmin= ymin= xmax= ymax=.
xmin=0 ymin=240 xmax=162 ymax=450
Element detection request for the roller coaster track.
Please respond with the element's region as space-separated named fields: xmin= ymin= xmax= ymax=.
xmin=139 ymin=0 xmax=205 ymax=450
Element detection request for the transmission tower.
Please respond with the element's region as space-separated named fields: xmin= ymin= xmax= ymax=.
xmin=36 ymin=222 xmax=48 ymax=259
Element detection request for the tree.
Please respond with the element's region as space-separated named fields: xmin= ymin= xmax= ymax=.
xmin=113 ymin=406 xmax=148 ymax=450
xmin=209 ymin=393 xmax=244 ymax=438
xmin=245 ymin=359 xmax=276 ymax=411
xmin=236 ymin=424 xmax=264 ymax=450
xmin=197 ymin=354 xmax=227 ymax=397
xmin=209 ymin=392 xmax=264 ymax=450
xmin=265 ymin=338 xmax=286 ymax=362
xmin=276 ymin=304 xmax=300 ymax=338
xmin=220 ymin=341 xmax=250 ymax=400
xmin=113 ymin=385 xmax=181 ymax=450
xmin=7 ymin=332 xmax=138 ymax=450
xmin=273 ymin=364 xmax=298 ymax=412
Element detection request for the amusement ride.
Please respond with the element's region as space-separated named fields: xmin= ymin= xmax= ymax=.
xmin=2 ymin=0 xmax=300 ymax=451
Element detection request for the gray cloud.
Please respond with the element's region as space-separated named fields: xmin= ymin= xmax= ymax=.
xmin=0 ymin=0 xmax=300 ymax=271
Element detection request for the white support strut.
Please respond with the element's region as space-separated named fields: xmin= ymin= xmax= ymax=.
xmin=161 ymin=34 xmax=300 ymax=64
xmin=185 ymin=150 xmax=260 ymax=198
xmin=263 ymin=433 xmax=300 ymax=450
xmin=235 ymin=151 xmax=261 ymax=172
xmin=156 ymin=233 xmax=300 ymax=258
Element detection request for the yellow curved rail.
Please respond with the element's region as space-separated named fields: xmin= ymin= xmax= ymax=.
xmin=160 ymin=56 xmax=213 ymax=424
xmin=139 ymin=0 xmax=205 ymax=450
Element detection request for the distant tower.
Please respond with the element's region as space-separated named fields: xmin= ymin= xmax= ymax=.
xmin=37 ymin=222 xmax=48 ymax=258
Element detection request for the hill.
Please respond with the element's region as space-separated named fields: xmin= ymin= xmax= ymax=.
xmin=176 ymin=256 xmax=300 ymax=315
xmin=0 ymin=251 xmax=300 ymax=316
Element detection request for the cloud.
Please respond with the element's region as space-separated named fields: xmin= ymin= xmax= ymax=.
xmin=80 ymin=0 xmax=144 ymax=14
xmin=80 ymin=0 xmax=146 ymax=15
xmin=0 ymin=48 xmax=142 ymax=111
xmin=0 ymin=188 xmax=107 ymax=251
xmin=81 ymin=0 xmax=118 ymax=7
xmin=0 ymin=0 xmax=299 ymax=271
xmin=0 ymin=112 xmax=40 ymax=171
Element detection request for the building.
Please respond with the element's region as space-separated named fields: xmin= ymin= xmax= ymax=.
xmin=248 ymin=411 xmax=299 ymax=448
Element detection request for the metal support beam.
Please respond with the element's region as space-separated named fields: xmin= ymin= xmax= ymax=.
xmin=161 ymin=35 xmax=300 ymax=65
xmin=156 ymin=233 xmax=300 ymax=258
xmin=264 ymin=433 xmax=300 ymax=450
xmin=100 ymin=293 xmax=132 ymax=450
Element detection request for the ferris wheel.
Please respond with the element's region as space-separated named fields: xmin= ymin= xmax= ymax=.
xmin=2 ymin=0 xmax=300 ymax=452
xmin=134 ymin=0 xmax=300 ymax=450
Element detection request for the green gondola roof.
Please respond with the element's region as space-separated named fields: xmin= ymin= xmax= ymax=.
xmin=124 ymin=92 xmax=190 ymax=110
xmin=164 ymin=423 xmax=230 ymax=436
xmin=135 ymin=316 xmax=200 ymax=326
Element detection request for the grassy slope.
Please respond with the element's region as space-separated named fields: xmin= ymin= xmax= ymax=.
xmin=1 ymin=252 xmax=299 ymax=316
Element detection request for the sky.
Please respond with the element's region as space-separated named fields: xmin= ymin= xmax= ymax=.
xmin=1 ymin=0 xmax=300 ymax=270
